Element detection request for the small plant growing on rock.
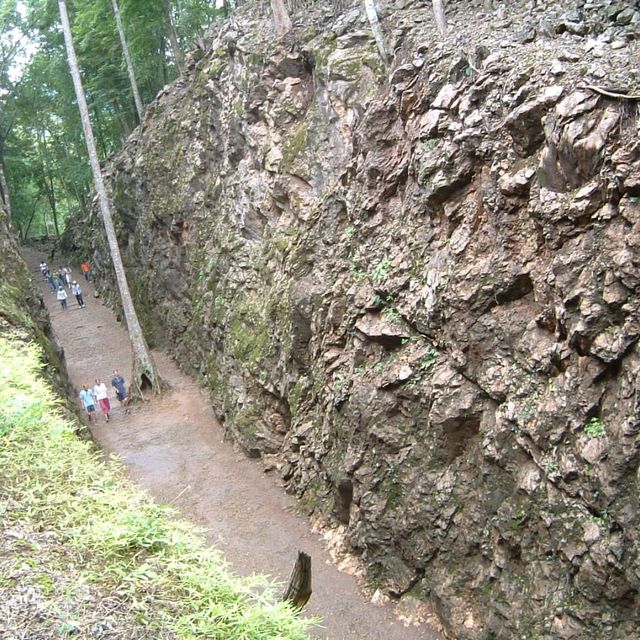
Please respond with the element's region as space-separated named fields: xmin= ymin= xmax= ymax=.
xmin=545 ymin=460 xmax=559 ymax=474
xmin=373 ymin=359 xmax=387 ymax=374
xmin=382 ymin=307 xmax=402 ymax=322
xmin=419 ymin=348 xmax=438 ymax=371
xmin=584 ymin=417 xmax=606 ymax=438
xmin=420 ymin=137 xmax=439 ymax=153
xmin=349 ymin=255 xmax=367 ymax=281
xmin=404 ymin=348 xmax=439 ymax=389
xmin=590 ymin=510 xmax=611 ymax=531
xmin=371 ymin=257 xmax=392 ymax=281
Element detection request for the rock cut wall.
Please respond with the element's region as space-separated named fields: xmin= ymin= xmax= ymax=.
xmin=68 ymin=1 xmax=640 ymax=637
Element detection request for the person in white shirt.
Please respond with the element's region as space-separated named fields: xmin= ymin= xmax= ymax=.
xmin=93 ymin=379 xmax=111 ymax=423
xmin=56 ymin=286 xmax=68 ymax=310
xmin=71 ymin=281 xmax=85 ymax=308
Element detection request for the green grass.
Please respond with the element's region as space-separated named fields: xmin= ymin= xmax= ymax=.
xmin=0 ymin=336 xmax=316 ymax=639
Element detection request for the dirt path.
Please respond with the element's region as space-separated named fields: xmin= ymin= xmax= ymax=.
xmin=24 ymin=249 xmax=442 ymax=640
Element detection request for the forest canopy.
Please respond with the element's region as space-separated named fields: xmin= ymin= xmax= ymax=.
xmin=0 ymin=0 xmax=224 ymax=239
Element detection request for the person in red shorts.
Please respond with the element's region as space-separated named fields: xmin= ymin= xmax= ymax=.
xmin=93 ymin=378 xmax=111 ymax=423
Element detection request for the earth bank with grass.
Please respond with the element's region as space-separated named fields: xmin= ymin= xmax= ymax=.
xmin=0 ymin=337 xmax=315 ymax=640
xmin=64 ymin=0 xmax=640 ymax=638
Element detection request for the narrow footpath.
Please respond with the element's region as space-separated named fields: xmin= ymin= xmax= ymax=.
xmin=24 ymin=249 xmax=442 ymax=640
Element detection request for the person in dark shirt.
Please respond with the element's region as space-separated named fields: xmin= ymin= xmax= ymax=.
xmin=111 ymin=370 xmax=130 ymax=414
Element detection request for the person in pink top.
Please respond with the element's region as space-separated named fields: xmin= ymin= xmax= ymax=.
xmin=93 ymin=379 xmax=111 ymax=423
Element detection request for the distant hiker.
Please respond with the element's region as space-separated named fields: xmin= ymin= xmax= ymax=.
xmin=39 ymin=261 xmax=47 ymax=277
xmin=49 ymin=246 xmax=56 ymax=261
xmin=79 ymin=385 xmax=96 ymax=423
xmin=64 ymin=267 xmax=72 ymax=288
xmin=111 ymin=370 xmax=130 ymax=413
xmin=71 ymin=281 xmax=85 ymax=308
xmin=46 ymin=270 xmax=56 ymax=291
xmin=80 ymin=260 xmax=91 ymax=282
xmin=93 ymin=379 xmax=111 ymax=423
xmin=56 ymin=286 xmax=68 ymax=310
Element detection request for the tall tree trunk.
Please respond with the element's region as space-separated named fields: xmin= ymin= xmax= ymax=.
xmin=91 ymin=104 xmax=109 ymax=158
xmin=432 ymin=0 xmax=447 ymax=34
xmin=270 ymin=0 xmax=292 ymax=36
xmin=0 ymin=156 xmax=12 ymax=222
xmin=37 ymin=130 xmax=61 ymax=238
xmin=23 ymin=197 xmax=41 ymax=240
xmin=57 ymin=0 xmax=162 ymax=397
xmin=110 ymin=0 xmax=144 ymax=123
xmin=51 ymin=134 xmax=90 ymax=214
xmin=160 ymin=38 xmax=169 ymax=84
xmin=161 ymin=0 xmax=184 ymax=75
xmin=113 ymin=98 xmax=133 ymax=139
xmin=46 ymin=171 xmax=60 ymax=238
xmin=43 ymin=208 xmax=50 ymax=238
xmin=363 ymin=0 xmax=388 ymax=64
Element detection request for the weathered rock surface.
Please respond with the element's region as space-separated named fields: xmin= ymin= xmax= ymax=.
xmin=67 ymin=0 xmax=640 ymax=637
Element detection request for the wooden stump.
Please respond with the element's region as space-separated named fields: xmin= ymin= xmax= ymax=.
xmin=282 ymin=551 xmax=312 ymax=609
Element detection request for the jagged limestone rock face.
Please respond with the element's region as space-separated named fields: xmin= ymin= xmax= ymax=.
xmin=67 ymin=1 xmax=640 ymax=637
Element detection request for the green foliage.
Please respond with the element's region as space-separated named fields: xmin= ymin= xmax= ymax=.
xmin=288 ymin=376 xmax=310 ymax=418
xmin=419 ymin=347 xmax=438 ymax=371
xmin=545 ymin=461 xmax=558 ymax=474
xmin=382 ymin=306 xmax=401 ymax=322
xmin=373 ymin=359 xmax=387 ymax=374
xmin=404 ymin=347 xmax=439 ymax=389
xmin=584 ymin=417 xmax=606 ymax=439
xmin=370 ymin=257 xmax=392 ymax=282
xmin=229 ymin=296 xmax=272 ymax=371
xmin=349 ymin=255 xmax=367 ymax=281
xmin=3 ymin=0 xmax=224 ymax=237
xmin=0 ymin=336 xmax=315 ymax=639
xmin=380 ymin=462 xmax=403 ymax=509
xmin=420 ymin=137 xmax=439 ymax=153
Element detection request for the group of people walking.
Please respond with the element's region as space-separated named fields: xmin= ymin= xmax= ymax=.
xmin=39 ymin=260 xmax=86 ymax=310
xmin=38 ymin=257 xmax=131 ymax=426
xmin=78 ymin=371 xmax=130 ymax=423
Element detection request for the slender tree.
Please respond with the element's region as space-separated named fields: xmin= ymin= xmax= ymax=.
xmin=161 ymin=0 xmax=184 ymax=75
xmin=110 ymin=0 xmax=144 ymax=123
xmin=0 ymin=0 xmax=20 ymax=226
xmin=363 ymin=0 xmax=388 ymax=64
xmin=433 ymin=0 xmax=447 ymax=34
xmin=0 ymin=158 xmax=11 ymax=220
xmin=57 ymin=0 xmax=162 ymax=396
xmin=271 ymin=0 xmax=292 ymax=36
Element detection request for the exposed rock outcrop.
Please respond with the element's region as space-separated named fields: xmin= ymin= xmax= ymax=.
xmin=67 ymin=0 xmax=640 ymax=637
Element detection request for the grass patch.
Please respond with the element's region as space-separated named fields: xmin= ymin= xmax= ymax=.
xmin=0 ymin=336 xmax=315 ymax=639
